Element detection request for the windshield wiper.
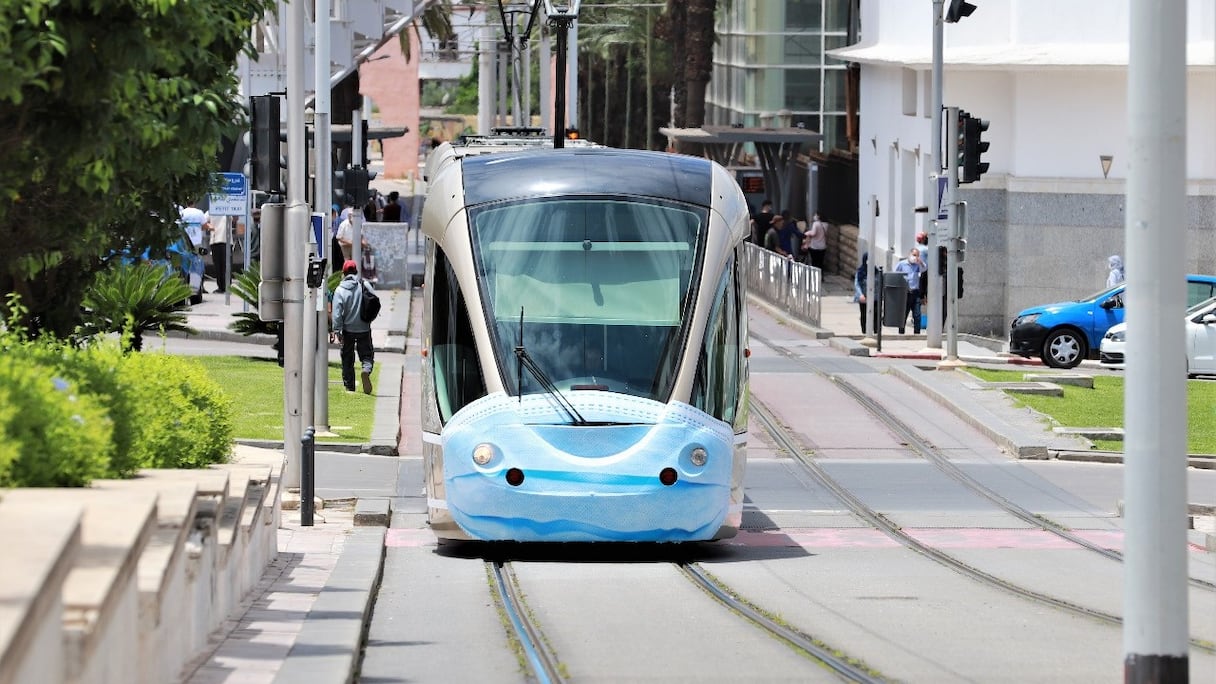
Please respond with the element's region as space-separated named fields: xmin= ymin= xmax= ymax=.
xmin=514 ymin=308 xmax=589 ymax=426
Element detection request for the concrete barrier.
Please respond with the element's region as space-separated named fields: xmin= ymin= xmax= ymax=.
xmin=0 ymin=447 xmax=284 ymax=684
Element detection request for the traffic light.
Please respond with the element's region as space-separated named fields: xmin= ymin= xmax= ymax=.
xmin=945 ymin=0 xmax=976 ymax=23
xmin=332 ymin=167 xmax=348 ymax=208
xmin=250 ymin=95 xmax=282 ymax=193
xmin=345 ymin=167 xmax=370 ymax=207
xmin=961 ymin=114 xmax=990 ymax=183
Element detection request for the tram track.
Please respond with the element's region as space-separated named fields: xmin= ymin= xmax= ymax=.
xmin=488 ymin=561 xmax=567 ymax=683
xmin=487 ymin=554 xmax=889 ymax=682
xmin=750 ymin=380 xmax=1216 ymax=655
xmin=677 ymin=561 xmax=887 ymax=683
xmin=752 ymin=329 xmax=1216 ymax=594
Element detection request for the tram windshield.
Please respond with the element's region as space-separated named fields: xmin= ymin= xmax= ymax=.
xmin=470 ymin=197 xmax=706 ymax=403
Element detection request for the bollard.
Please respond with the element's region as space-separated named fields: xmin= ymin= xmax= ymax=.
xmin=301 ymin=427 xmax=315 ymax=526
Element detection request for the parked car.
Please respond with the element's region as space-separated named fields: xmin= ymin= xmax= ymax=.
xmin=1100 ymin=297 xmax=1216 ymax=377
xmin=1009 ymin=275 xmax=1216 ymax=369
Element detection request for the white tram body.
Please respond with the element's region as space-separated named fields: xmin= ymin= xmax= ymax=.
xmin=420 ymin=139 xmax=750 ymax=542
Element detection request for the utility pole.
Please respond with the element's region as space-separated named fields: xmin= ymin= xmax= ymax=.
xmin=939 ymin=107 xmax=964 ymax=369
xmin=313 ymin=0 xmax=332 ymax=434
xmin=925 ymin=0 xmax=945 ymax=349
xmin=282 ymin=0 xmax=309 ymax=489
xmin=1124 ymin=0 xmax=1188 ymax=680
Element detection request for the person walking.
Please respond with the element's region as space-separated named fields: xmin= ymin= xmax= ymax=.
xmin=764 ymin=214 xmax=784 ymax=254
xmin=853 ymin=252 xmax=869 ymax=333
xmin=894 ymin=247 xmax=925 ymax=334
xmin=751 ymin=199 xmax=774 ymax=245
xmin=330 ymin=260 xmax=375 ymax=394
xmin=208 ymin=214 xmax=243 ymax=292
xmin=806 ymin=212 xmax=829 ymax=269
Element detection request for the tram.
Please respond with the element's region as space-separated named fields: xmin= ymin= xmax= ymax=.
xmin=419 ymin=135 xmax=750 ymax=542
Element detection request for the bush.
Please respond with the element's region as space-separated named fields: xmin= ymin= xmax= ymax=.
xmin=0 ymin=354 xmax=114 ymax=487
xmin=115 ymin=352 xmax=235 ymax=469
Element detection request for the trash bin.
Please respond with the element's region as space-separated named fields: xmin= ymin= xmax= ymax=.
xmin=882 ymin=272 xmax=909 ymax=328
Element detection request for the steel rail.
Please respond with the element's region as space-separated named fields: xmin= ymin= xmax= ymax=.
xmin=488 ymin=561 xmax=566 ymax=683
xmin=750 ymin=396 xmax=1216 ymax=655
xmin=753 ymin=328 xmax=1216 ymax=594
xmin=678 ymin=562 xmax=888 ymax=683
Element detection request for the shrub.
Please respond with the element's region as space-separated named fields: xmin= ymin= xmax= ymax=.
xmin=80 ymin=261 xmax=195 ymax=351
xmin=0 ymin=355 xmax=113 ymax=487
xmin=114 ymin=352 xmax=235 ymax=469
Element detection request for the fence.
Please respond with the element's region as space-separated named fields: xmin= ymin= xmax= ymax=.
xmin=742 ymin=242 xmax=821 ymax=328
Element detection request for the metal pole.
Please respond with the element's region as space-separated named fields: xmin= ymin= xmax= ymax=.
xmin=568 ymin=20 xmax=579 ymax=130
xmin=301 ymin=428 xmax=315 ymax=526
xmin=281 ymin=0 xmax=308 ymax=490
xmin=478 ymin=24 xmax=495 ymax=133
xmin=1124 ymin=0 xmax=1188 ymax=679
xmin=551 ymin=14 xmax=571 ymax=148
xmin=314 ymin=0 xmax=332 ymax=433
xmin=352 ymin=102 xmax=364 ymax=272
xmin=861 ymin=194 xmax=879 ymax=347
xmin=946 ymin=202 xmax=962 ymax=361
xmin=939 ymin=107 xmax=964 ymax=369
xmin=926 ymin=0 xmax=945 ymax=348
xmin=539 ymin=27 xmax=551 ymax=133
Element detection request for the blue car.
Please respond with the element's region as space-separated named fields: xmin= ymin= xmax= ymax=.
xmin=111 ymin=229 xmax=207 ymax=305
xmin=1009 ymin=274 xmax=1216 ymax=368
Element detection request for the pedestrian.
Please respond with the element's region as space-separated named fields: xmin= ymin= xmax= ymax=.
xmin=330 ymin=260 xmax=375 ymax=394
xmin=916 ymin=232 xmax=932 ymax=326
xmin=777 ymin=210 xmax=801 ymax=260
xmin=894 ymin=247 xmax=925 ymax=334
xmin=336 ymin=207 xmax=354 ymax=262
xmin=248 ymin=206 xmax=262 ymax=265
xmin=208 ymin=214 xmax=243 ymax=292
xmin=382 ymin=191 xmax=402 ymax=222
xmin=752 ymin=199 xmax=774 ymax=245
xmin=178 ymin=200 xmax=210 ymax=254
xmin=805 ymin=212 xmax=829 ymax=269
xmin=330 ymin=204 xmax=344 ymax=273
xmin=764 ymin=213 xmax=784 ymax=254
xmin=1107 ymin=254 xmax=1125 ymax=288
xmin=854 ymin=252 xmax=869 ymax=333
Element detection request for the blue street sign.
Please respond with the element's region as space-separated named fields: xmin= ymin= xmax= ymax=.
xmin=209 ymin=172 xmax=248 ymax=216
xmin=936 ymin=175 xmax=949 ymax=221
xmin=310 ymin=213 xmax=325 ymax=258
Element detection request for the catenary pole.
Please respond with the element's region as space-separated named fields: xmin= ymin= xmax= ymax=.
xmin=282 ymin=0 xmax=309 ymax=489
xmin=1124 ymin=0 xmax=1188 ymax=680
xmin=925 ymin=0 xmax=944 ymax=348
xmin=313 ymin=0 xmax=332 ymax=432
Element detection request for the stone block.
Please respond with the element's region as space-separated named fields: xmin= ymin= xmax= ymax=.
xmin=1027 ymin=373 xmax=1094 ymax=388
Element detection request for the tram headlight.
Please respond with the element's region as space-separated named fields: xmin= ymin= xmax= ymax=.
xmin=689 ymin=447 xmax=708 ymax=467
xmin=472 ymin=443 xmax=497 ymax=466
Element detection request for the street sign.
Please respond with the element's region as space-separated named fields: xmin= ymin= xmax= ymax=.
xmin=209 ymin=172 xmax=248 ymax=216
xmin=310 ymin=213 xmax=325 ymax=255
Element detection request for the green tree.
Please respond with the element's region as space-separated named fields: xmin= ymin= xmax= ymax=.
xmin=79 ymin=261 xmax=195 ymax=352
xmin=0 ymin=0 xmax=276 ymax=337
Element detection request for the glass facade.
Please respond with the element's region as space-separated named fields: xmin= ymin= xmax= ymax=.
xmin=709 ymin=0 xmax=852 ymax=151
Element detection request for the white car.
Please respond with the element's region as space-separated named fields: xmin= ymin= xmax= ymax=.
xmin=1100 ymin=297 xmax=1216 ymax=377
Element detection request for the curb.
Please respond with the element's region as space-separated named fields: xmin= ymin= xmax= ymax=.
xmin=169 ymin=328 xmax=407 ymax=354
xmin=235 ymin=439 xmax=399 ymax=456
xmin=272 ymin=527 xmax=386 ymax=684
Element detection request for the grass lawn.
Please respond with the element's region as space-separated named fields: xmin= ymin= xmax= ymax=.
xmin=964 ymin=368 xmax=1216 ymax=454
xmin=194 ymin=356 xmax=380 ymax=443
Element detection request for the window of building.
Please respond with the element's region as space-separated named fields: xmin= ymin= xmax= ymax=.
xmin=786 ymin=0 xmax=823 ymax=31
xmin=786 ymin=69 xmax=821 ymax=110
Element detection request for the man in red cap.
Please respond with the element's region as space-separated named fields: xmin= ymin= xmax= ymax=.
xmin=330 ymin=260 xmax=374 ymax=393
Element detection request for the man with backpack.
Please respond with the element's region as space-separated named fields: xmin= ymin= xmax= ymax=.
xmin=331 ymin=260 xmax=376 ymax=394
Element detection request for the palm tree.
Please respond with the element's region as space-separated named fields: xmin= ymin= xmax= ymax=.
xmin=79 ymin=262 xmax=195 ymax=352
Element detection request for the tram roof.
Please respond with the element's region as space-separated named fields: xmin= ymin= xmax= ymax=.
xmin=459 ymin=148 xmax=714 ymax=207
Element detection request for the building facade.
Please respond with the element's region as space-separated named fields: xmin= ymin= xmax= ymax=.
xmin=708 ymin=0 xmax=857 ymax=152
xmin=832 ymin=0 xmax=1216 ymax=336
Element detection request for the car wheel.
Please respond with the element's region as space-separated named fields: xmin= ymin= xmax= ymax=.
xmin=1042 ymin=328 xmax=1086 ymax=369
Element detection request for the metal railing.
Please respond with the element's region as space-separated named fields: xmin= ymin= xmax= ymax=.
xmin=742 ymin=242 xmax=821 ymax=328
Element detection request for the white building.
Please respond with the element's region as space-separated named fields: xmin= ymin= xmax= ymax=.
xmin=831 ymin=0 xmax=1216 ymax=335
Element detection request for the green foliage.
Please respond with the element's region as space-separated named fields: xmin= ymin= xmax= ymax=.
xmin=964 ymin=368 xmax=1216 ymax=455
xmin=228 ymin=262 xmax=281 ymax=338
xmin=115 ymin=352 xmax=235 ymax=469
xmin=0 ymin=351 xmax=113 ymax=487
xmin=80 ymin=261 xmax=195 ymax=351
xmin=194 ymin=356 xmax=378 ymax=442
xmin=0 ymin=0 xmax=277 ymax=337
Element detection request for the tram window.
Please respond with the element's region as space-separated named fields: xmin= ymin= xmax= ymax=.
xmin=431 ymin=248 xmax=487 ymax=422
xmin=691 ymin=255 xmax=743 ymax=424
xmin=470 ymin=198 xmax=706 ymax=402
